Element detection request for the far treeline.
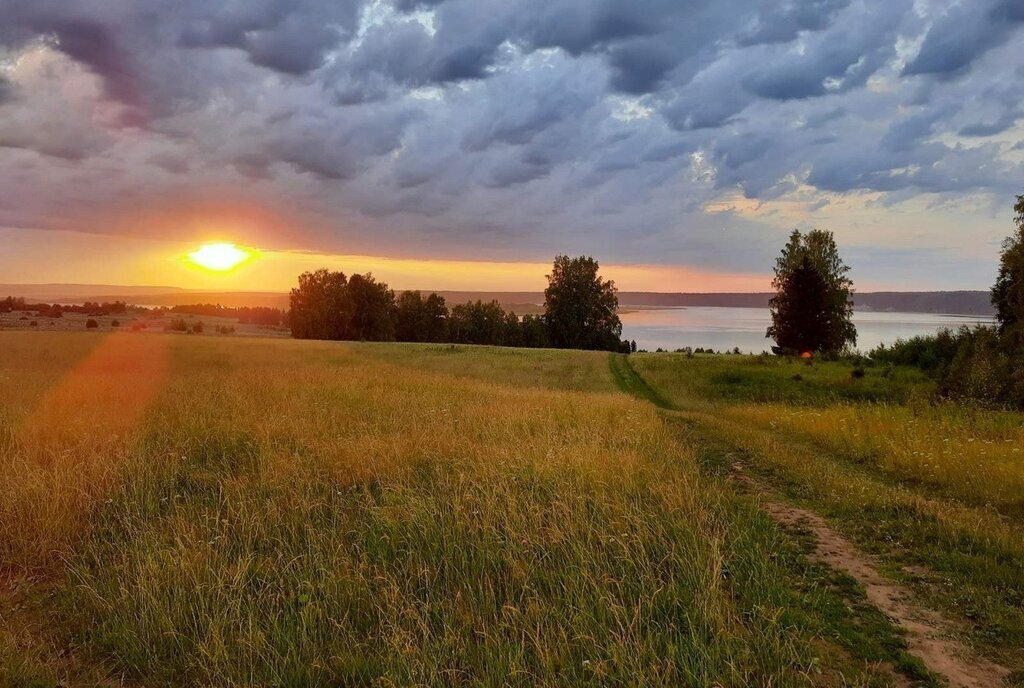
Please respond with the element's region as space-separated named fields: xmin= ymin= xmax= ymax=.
xmin=289 ymin=255 xmax=633 ymax=353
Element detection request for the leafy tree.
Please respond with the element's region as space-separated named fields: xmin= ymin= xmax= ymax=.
xmin=519 ymin=314 xmax=550 ymax=348
xmin=395 ymin=291 xmax=449 ymax=342
xmin=544 ymin=255 xmax=623 ymax=351
xmin=347 ymin=273 xmax=395 ymax=341
xmin=768 ymin=229 xmax=856 ymax=354
xmin=501 ymin=311 xmax=522 ymax=347
xmin=992 ymin=195 xmax=1024 ymax=333
xmin=767 ymin=255 xmax=833 ymax=354
xmin=449 ymin=300 xmax=506 ymax=345
xmin=289 ymin=269 xmax=351 ymax=340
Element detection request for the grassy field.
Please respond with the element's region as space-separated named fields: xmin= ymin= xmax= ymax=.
xmin=2 ymin=331 xmax=1019 ymax=685
xmin=630 ymin=352 xmax=1024 ymax=675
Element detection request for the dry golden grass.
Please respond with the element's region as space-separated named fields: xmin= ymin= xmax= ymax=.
xmin=1 ymin=333 xmax=879 ymax=686
xmin=727 ymin=402 xmax=1024 ymax=510
xmin=1 ymin=332 xmax=169 ymax=570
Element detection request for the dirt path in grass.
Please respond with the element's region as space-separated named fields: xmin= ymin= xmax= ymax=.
xmin=608 ymin=356 xmax=1013 ymax=687
xmin=730 ymin=465 xmax=1010 ymax=688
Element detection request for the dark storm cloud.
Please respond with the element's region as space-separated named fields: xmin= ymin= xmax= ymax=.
xmin=0 ymin=0 xmax=1021 ymax=274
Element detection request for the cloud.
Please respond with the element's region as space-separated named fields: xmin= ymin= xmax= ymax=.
xmin=0 ymin=0 xmax=1020 ymax=285
xmin=902 ymin=0 xmax=1024 ymax=77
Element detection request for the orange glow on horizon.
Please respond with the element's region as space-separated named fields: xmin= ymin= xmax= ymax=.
xmin=0 ymin=226 xmax=775 ymax=294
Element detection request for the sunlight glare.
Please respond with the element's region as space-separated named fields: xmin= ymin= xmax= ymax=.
xmin=187 ymin=242 xmax=253 ymax=272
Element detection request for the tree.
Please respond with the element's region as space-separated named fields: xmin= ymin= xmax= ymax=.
xmin=289 ymin=269 xmax=351 ymax=340
xmin=395 ymin=291 xmax=449 ymax=343
xmin=449 ymin=300 xmax=506 ymax=345
xmin=768 ymin=255 xmax=833 ymax=354
xmin=767 ymin=229 xmax=856 ymax=354
xmin=544 ymin=255 xmax=623 ymax=351
xmin=519 ymin=314 xmax=549 ymax=348
xmin=501 ymin=311 xmax=522 ymax=347
xmin=992 ymin=195 xmax=1024 ymax=333
xmin=347 ymin=273 xmax=395 ymax=341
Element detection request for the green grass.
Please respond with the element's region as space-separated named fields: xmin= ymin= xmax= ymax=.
xmin=629 ymin=351 xmax=1024 ymax=673
xmin=632 ymin=352 xmax=933 ymax=406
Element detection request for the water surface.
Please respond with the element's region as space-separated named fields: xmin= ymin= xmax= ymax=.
xmin=620 ymin=307 xmax=994 ymax=353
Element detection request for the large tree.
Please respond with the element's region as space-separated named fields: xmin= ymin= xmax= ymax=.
xmin=289 ymin=269 xmax=351 ymax=340
xmin=992 ymin=195 xmax=1024 ymax=333
xmin=543 ymin=255 xmax=622 ymax=351
xmin=347 ymin=273 xmax=396 ymax=341
xmin=767 ymin=229 xmax=856 ymax=354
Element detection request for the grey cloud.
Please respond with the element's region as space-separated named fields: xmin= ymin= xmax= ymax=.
xmin=737 ymin=0 xmax=851 ymax=46
xmin=959 ymin=109 xmax=1022 ymax=137
xmin=0 ymin=0 xmax=1021 ymax=277
xmin=176 ymin=0 xmax=362 ymax=74
xmin=903 ymin=0 xmax=1024 ymax=77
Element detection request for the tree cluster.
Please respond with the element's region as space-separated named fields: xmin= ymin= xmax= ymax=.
xmin=289 ymin=256 xmax=629 ymax=352
xmin=0 ymin=297 xmax=128 ymax=317
xmin=169 ymin=304 xmax=286 ymax=326
xmin=871 ymin=195 xmax=1024 ymax=409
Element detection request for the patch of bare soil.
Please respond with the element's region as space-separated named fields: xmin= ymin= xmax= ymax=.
xmin=732 ymin=465 xmax=1010 ymax=688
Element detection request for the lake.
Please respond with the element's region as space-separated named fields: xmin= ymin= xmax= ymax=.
xmin=620 ymin=307 xmax=994 ymax=353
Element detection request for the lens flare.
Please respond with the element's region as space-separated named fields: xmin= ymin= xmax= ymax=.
xmin=187 ymin=243 xmax=253 ymax=271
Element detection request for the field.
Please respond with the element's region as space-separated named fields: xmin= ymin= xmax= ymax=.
xmin=1 ymin=332 xmax=1021 ymax=686
xmin=629 ymin=353 xmax=1024 ymax=679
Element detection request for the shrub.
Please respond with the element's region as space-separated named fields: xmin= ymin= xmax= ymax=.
xmin=869 ymin=328 xmax=964 ymax=375
xmin=86 ymin=319 xmax=99 ymax=329
xmin=851 ymin=365 xmax=866 ymax=379
xmin=938 ymin=325 xmax=1024 ymax=409
xmin=29 ymin=320 xmax=38 ymax=327
xmin=191 ymin=322 xmax=204 ymax=334
xmin=165 ymin=318 xmax=189 ymax=332
xmin=131 ymin=321 xmax=146 ymax=331
xmin=111 ymin=319 xmax=120 ymax=327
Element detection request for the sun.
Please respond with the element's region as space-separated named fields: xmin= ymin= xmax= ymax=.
xmin=187 ymin=242 xmax=254 ymax=272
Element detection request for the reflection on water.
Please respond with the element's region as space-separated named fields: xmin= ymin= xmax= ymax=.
xmin=620 ymin=307 xmax=995 ymax=353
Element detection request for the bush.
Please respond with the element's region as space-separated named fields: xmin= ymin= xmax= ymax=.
xmin=111 ymin=319 xmax=120 ymax=327
xmin=869 ymin=328 xmax=964 ymax=375
xmin=851 ymin=365 xmax=866 ymax=379
xmin=29 ymin=320 xmax=38 ymax=327
xmin=191 ymin=322 xmax=204 ymax=334
xmin=165 ymin=318 xmax=189 ymax=332
xmin=131 ymin=321 xmax=146 ymax=331
xmin=86 ymin=319 xmax=99 ymax=329
xmin=938 ymin=325 xmax=1024 ymax=409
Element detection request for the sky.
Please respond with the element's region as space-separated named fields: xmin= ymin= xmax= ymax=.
xmin=0 ymin=0 xmax=1022 ymax=292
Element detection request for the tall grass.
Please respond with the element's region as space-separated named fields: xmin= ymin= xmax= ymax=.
xmin=631 ymin=351 xmax=1024 ymax=663
xmin=0 ymin=332 xmax=169 ymax=570
xmin=1 ymin=333 xmax=870 ymax=686
xmin=729 ymin=402 xmax=1024 ymax=510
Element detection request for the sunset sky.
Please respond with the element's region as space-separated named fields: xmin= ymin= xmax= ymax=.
xmin=1 ymin=1 xmax=1022 ymax=292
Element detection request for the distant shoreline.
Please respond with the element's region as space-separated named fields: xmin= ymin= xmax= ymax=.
xmin=0 ymin=285 xmax=997 ymax=317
